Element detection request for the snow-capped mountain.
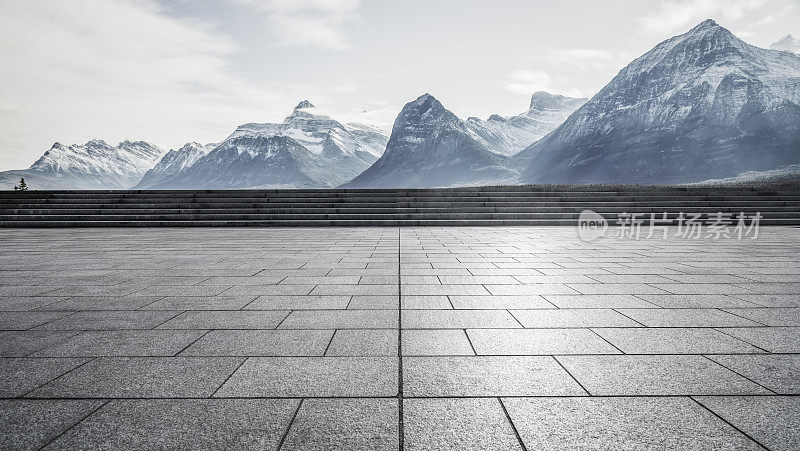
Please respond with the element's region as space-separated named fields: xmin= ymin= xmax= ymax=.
xmin=142 ymin=101 xmax=390 ymax=189
xmin=0 ymin=140 xmax=164 ymax=189
xmin=226 ymin=101 xmax=386 ymax=163
xmin=135 ymin=142 xmax=216 ymax=189
xmin=149 ymin=135 xmax=351 ymax=189
xmin=342 ymin=94 xmax=518 ymax=188
xmin=466 ymin=92 xmax=587 ymax=156
xmin=770 ymin=34 xmax=800 ymax=54
xmin=517 ymin=19 xmax=800 ymax=184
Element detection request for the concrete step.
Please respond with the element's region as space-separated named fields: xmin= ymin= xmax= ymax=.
xmin=3 ymin=187 xmax=799 ymax=227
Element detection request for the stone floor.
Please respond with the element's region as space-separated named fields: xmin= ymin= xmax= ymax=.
xmin=0 ymin=227 xmax=799 ymax=450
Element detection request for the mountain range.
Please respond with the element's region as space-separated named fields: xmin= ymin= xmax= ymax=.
xmin=2 ymin=20 xmax=798 ymax=189
xmin=516 ymin=19 xmax=800 ymax=184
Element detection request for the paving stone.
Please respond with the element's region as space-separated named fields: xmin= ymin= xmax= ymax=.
xmin=142 ymin=296 xmax=255 ymax=310
xmin=0 ymin=331 xmax=79 ymax=357
xmin=278 ymin=310 xmax=397 ymax=329
xmin=485 ymin=284 xmax=578 ymax=296
xmin=29 ymin=357 xmax=243 ymax=398
xmin=718 ymin=327 xmax=800 ymax=352
xmin=224 ymin=283 xmax=317 ymax=296
xmin=708 ymin=354 xmax=800 ymax=394
xmin=615 ymin=308 xmax=761 ymax=327
xmin=402 ymin=310 xmax=521 ymax=329
xmin=35 ymin=311 xmax=179 ymax=330
xmin=0 ymin=297 xmax=65 ymax=311
xmin=638 ymin=294 xmax=761 ymax=309
xmin=543 ymin=295 xmax=657 ymax=309
xmin=403 ymin=356 xmax=586 ymax=396
xmin=0 ymin=400 xmax=103 ymax=450
xmin=650 ymin=284 xmax=755 ymax=295
xmin=401 ymin=329 xmax=474 ymax=356
xmin=282 ymin=398 xmax=398 ymax=450
xmin=558 ymin=355 xmax=771 ymax=395
xmin=0 ymin=358 xmax=88 ymax=397
xmin=181 ymin=330 xmax=332 ymax=356
xmin=48 ymin=399 xmax=298 ymax=450
xmin=503 ymin=397 xmax=759 ymax=450
xmin=402 ymin=285 xmax=491 ymax=296
xmin=0 ymin=312 xmax=71 ymax=330
xmin=731 ymin=294 xmax=800 ymax=308
xmin=695 ymin=396 xmax=800 ymax=451
xmin=449 ymin=295 xmax=554 ymax=309
xmin=510 ymin=309 xmax=641 ymax=328
xmin=215 ymin=357 xmax=398 ymax=397
xmin=467 ymin=328 xmax=621 ymax=355
xmin=593 ymin=328 xmax=765 ymax=354
xmin=348 ymin=295 xmax=397 ymax=309
xmin=401 ymin=295 xmax=451 ymax=309
xmin=156 ymin=310 xmax=288 ymax=329
xmin=723 ymin=308 xmax=800 ymax=326
xmin=325 ymin=329 xmax=398 ymax=356
xmin=310 ymin=284 xmax=398 ymax=296
xmin=33 ymin=330 xmax=205 ymax=357
xmin=245 ymin=295 xmax=351 ymax=310
xmin=403 ymin=398 xmax=522 ymax=451
xmin=42 ymin=296 xmax=163 ymax=310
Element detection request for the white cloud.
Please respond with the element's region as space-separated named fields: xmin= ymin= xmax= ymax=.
xmin=503 ymin=70 xmax=591 ymax=99
xmin=0 ymin=0 xmax=342 ymax=169
xmin=231 ymin=0 xmax=360 ymax=49
xmin=637 ymin=0 xmax=771 ymax=36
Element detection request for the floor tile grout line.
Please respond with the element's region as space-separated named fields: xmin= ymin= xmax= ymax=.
xmin=712 ymin=328 xmax=772 ymax=353
xmin=463 ymin=328 xmax=478 ymax=355
xmin=688 ymin=396 xmax=771 ymax=451
xmin=700 ymin=355 xmax=778 ymax=395
xmin=277 ymin=398 xmax=304 ymax=450
xmin=498 ymin=397 xmax=528 ymax=451
xmin=610 ymin=308 xmax=648 ymax=327
xmin=209 ymin=357 xmax=248 ymax=398
xmin=323 ymin=329 xmax=337 ymax=356
xmin=173 ymin=330 xmax=212 ymax=357
xmin=587 ymin=328 xmax=627 ymax=354
xmin=40 ymin=399 xmax=111 ymax=449
xmin=397 ymin=227 xmax=405 ymax=451
xmin=551 ymin=355 xmax=592 ymax=396
xmin=22 ymin=357 xmax=99 ymax=397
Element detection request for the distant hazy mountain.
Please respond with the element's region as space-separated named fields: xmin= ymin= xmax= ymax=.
xmin=518 ymin=19 xmax=800 ymax=184
xmin=141 ymin=101 xmax=390 ymax=189
xmin=770 ymin=34 xmax=800 ymax=54
xmin=0 ymin=140 xmax=163 ymax=189
xmin=342 ymin=94 xmax=518 ymax=188
xmin=466 ymin=92 xmax=587 ymax=156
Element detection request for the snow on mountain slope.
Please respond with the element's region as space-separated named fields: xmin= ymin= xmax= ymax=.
xmin=150 ymin=135 xmax=358 ymax=189
xmin=517 ymin=19 xmax=800 ymax=184
xmin=770 ymin=35 xmax=800 ymax=54
xmin=226 ymin=101 xmax=387 ymax=161
xmin=137 ymin=101 xmax=391 ymax=189
xmin=0 ymin=140 xmax=164 ymax=189
xmin=465 ymin=92 xmax=587 ymax=156
xmin=342 ymin=94 xmax=518 ymax=188
xmin=135 ymin=142 xmax=216 ymax=189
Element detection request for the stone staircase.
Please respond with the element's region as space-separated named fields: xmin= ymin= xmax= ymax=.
xmin=2 ymin=187 xmax=800 ymax=227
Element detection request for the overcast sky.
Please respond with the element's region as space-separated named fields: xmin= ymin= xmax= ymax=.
xmin=1 ymin=0 xmax=798 ymax=169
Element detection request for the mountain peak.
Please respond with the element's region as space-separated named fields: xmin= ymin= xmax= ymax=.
xmin=529 ymin=91 xmax=588 ymax=111
xmin=691 ymin=18 xmax=719 ymax=32
xmin=294 ymin=100 xmax=315 ymax=109
xmin=770 ymin=34 xmax=800 ymax=54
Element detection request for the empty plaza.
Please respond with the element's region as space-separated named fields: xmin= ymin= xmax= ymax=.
xmin=1 ymin=226 xmax=799 ymax=450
